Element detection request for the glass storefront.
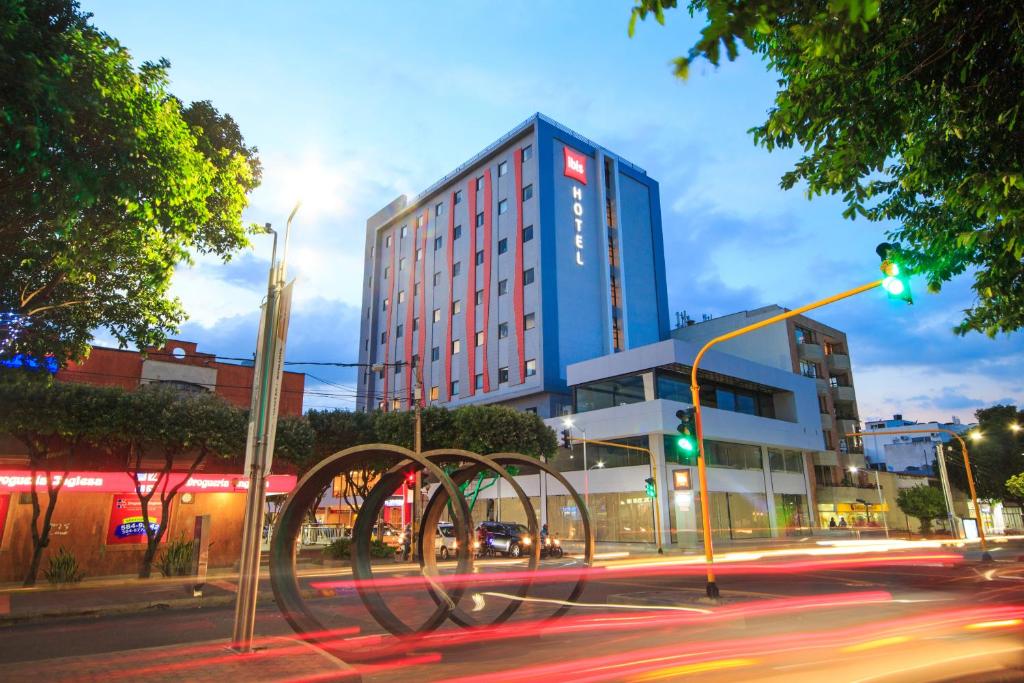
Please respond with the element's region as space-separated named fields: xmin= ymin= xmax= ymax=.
xmin=774 ymin=493 xmax=811 ymax=535
xmin=546 ymin=492 xmax=655 ymax=543
xmin=704 ymin=491 xmax=772 ymax=540
xmin=704 ymin=440 xmax=763 ymax=470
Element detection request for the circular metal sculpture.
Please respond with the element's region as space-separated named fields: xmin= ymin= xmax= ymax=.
xmin=270 ymin=444 xmax=594 ymax=643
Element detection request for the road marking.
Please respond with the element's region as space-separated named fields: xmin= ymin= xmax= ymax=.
xmin=841 ymin=635 xmax=911 ymax=652
xmin=475 ymin=591 xmax=713 ymax=614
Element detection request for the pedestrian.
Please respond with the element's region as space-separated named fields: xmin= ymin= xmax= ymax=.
xmin=829 ymin=517 xmax=837 ymax=529
xmin=838 ymin=517 xmax=847 ymax=528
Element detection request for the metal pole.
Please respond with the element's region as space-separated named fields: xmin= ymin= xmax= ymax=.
xmin=873 ymin=469 xmax=889 ymax=539
xmin=934 ymin=442 xmax=959 ymax=539
xmin=690 ymin=279 xmax=884 ymax=600
xmin=581 ymin=428 xmax=589 ymax=511
xmin=412 ymin=369 xmax=422 ymax=560
xmin=649 ymin=445 xmax=664 ymax=554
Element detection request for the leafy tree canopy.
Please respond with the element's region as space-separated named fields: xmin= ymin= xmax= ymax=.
xmin=895 ymin=483 xmax=946 ymax=534
xmin=0 ymin=0 xmax=261 ymax=362
xmin=630 ymin=0 xmax=1024 ymax=336
xmin=946 ymin=404 xmax=1024 ymax=502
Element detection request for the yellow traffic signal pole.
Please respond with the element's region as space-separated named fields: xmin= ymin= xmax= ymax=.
xmin=690 ymin=279 xmax=885 ymax=599
xmin=845 ymin=428 xmax=992 ymax=561
xmin=568 ymin=436 xmax=663 ymax=555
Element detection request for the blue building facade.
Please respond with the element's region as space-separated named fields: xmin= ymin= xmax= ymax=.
xmin=357 ymin=114 xmax=669 ymax=416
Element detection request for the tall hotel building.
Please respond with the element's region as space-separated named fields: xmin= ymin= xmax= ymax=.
xmin=357 ymin=114 xmax=669 ymax=416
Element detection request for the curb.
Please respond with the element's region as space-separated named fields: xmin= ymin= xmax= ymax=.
xmin=0 ymin=588 xmax=321 ymax=627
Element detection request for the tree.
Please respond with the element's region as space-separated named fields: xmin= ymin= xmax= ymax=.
xmin=118 ymin=387 xmax=246 ymax=578
xmin=0 ymin=371 xmax=122 ymax=585
xmin=896 ymin=484 xmax=947 ymax=536
xmin=945 ymin=405 xmax=1024 ymax=502
xmin=1007 ymin=473 xmax=1024 ymax=500
xmin=629 ymin=1 xmax=1024 ymax=336
xmin=1 ymin=0 xmax=261 ymax=362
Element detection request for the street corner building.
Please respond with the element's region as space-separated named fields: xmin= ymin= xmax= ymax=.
xmin=353 ymin=114 xmax=955 ymax=550
xmin=0 ymin=341 xmax=303 ymax=582
xmin=357 ymin=113 xmax=669 ymax=417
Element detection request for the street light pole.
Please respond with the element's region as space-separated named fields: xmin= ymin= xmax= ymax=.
xmin=231 ymin=203 xmax=299 ymax=653
xmin=690 ymin=279 xmax=885 ymax=599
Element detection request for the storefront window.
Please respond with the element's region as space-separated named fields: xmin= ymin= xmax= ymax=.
xmin=774 ymin=493 xmax=810 ymax=535
xmin=701 ymin=491 xmax=771 ymax=540
xmin=547 ymin=492 xmax=654 ymax=543
xmin=768 ymin=448 xmax=805 ymax=473
xmin=549 ymin=435 xmax=650 ymax=471
xmin=705 ymin=440 xmax=763 ymax=470
xmin=655 ymin=373 xmax=690 ymax=403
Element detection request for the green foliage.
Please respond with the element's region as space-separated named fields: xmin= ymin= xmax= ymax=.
xmin=630 ymin=0 xmax=1024 ymax=335
xmin=155 ymin=534 xmax=195 ymax=577
xmin=324 ymin=537 xmax=352 ymax=560
xmin=368 ymin=538 xmax=394 ymax=559
xmin=945 ymin=405 xmax=1024 ymax=502
xmin=1007 ymin=473 xmax=1024 ymax=500
xmin=43 ymin=547 xmax=84 ymax=584
xmin=0 ymin=0 xmax=261 ymax=362
xmin=896 ymin=484 xmax=947 ymax=535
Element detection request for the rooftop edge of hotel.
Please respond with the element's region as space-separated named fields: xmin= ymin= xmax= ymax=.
xmin=365 ymin=112 xmax=649 ymax=230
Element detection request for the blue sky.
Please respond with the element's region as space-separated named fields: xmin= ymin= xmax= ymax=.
xmin=85 ymin=1 xmax=1022 ymax=421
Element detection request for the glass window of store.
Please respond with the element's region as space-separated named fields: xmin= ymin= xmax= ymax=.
xmin=704 ymin=440 xmax=763 ymax=470
xmin=774 ymin=493 xmax=811 ymax=536
xmin=549 ymin=435 xmax=650 ymax=472
xmin=701 ymin=491 xmax=771 ymax=540
xmin=547 ymin=492 xmax=654 ymax=543
xmin=768 ymin=448 xmax=805 ymax=473
xmin=573 ymin=374 xmax=646 ymax=413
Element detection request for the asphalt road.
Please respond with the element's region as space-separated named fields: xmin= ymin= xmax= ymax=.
xmin=3 ymin=542 xmax=1024 ymax=682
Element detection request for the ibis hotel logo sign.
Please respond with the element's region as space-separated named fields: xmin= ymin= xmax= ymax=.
xmin=563 ymin=147 xmax=587 ymax=266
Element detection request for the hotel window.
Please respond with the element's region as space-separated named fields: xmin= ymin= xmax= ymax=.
xmin=430 ymin=386 xmax=439 ymax=401
xmin=475 ymin=373 xmax=483 ymax=390
xmin=454 ymin=225 xmax=463 ymax=240
xmin=411 ymin=354 xmax=419 ymax=368
xmin=385 ymin=235 xmax=392 ymax=247
xmin=452 ymin=339 xmax=461 ymax=354
xmin=401 ymin=225 xmax=408 ymax=238
xmin=433 ymin=272 xmax=441 ymax=286
xmin=799 ymin=360 xmax=818 ymax=378
xmin=475 ymin=289 xmax=483 ymax=305
xmin=416 ymin=248 xmax=423 ymax=262
xmin=380 ymin=332 xmax=386 ymax=344
xmin=413 ymin=283 xmax=419 ymax=296
xmin=435 ymin=202 xmax=444 ymax=216
xmin=452 ymin=299 xmax=462 ymax=314
xmin=498 ymin=322 xmax=508 ymax=339
xmin=431 ymin=346 xmax=440 ymax=361
xmin=378 ymin=367 xmax=385 ymax=379
xmin=525 ymin=359 xmax=537 ymax=377
xmin=399 ymin=257 xmax=407 ymax=271
xmin=498 ymin=367 xmax=509 ymax=383
xmin=382 ymin=298 xmax=389 ymax=310
xmin=522 ymin=184 xmax=533 ymax=201
xmin=818 ymin=394 xmax=829 ymax=413
xmin=498 ymin=238 xmax=508 ymax=254
xmin=384 ymin=266 xmax=390 ymax=280
xmin=392 ymin=399 xmax=401 ymax=410
xmin=434 ymin=236 xmax=443 ymax=251
xmin=476 ymin=331 xmax=484 ymax=347
xmin=498 ymin=279 xmax=508 ymax=295
xmin=522 ymin=225 xmax=533 ymax=243
xmin=498 ymin=160 xmax=508 ymax=177
xmin=475 ymin=212 xmax=484 ymax=227
xmin=523 ymin=268 xmax=535 ymax=285
xmin=454 ymin=190 xmax=463 ymax=204
xmin=453 ymin=261 xmax=461 ymax=277
xmin=524 ymin=312 xmax=536 ymax=330
xmin=521 ymin=145 xmax=533 ymax=161
xmin=498 ymin=199 xmax=508 ymax=215
xmin=394 ymin=362 xmax=401 ymax=374
xmin=397 ymin=290 xmax=405 ymax=303
xmin=475 ymin=250 xmax=484 ymax=265
xmin=364 ymin=338 xmax=368 ymax=351
xmin=451 ymin=380 xmax=459 ymax=395
xmin=476 ymin=176 xmax=484 ymax=191
xmin=433 ymin=308 xmax=441 ymax=323
xmin=412 ymin=317 xmax=418 ymax=332
xmin=396 ymin=324 xmax=403 ymax=338
xmin=794 ymin=326 xmax=815 ymax=344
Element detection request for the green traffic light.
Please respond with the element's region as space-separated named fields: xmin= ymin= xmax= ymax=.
xmin=677 ymin=434 xmax=696 ymax=453
xmin=882 ymin=276 xmax=905 ymax=296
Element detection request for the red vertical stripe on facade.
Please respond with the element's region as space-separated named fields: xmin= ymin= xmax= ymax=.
xmin=405 ymin=220 xmax=417 ymax=409
xmin=466 ymin=178 xmax=477 ymax=397
xmin=481 ymin=168 xmax=493 ymax=392
xmin=418 ymin=209 xmax=428 ymax=405
xmin=444 ymin=192 xmax=456 ymax=402
xmin=382 ymin=230 xmax=397 ymax=409
xmin=513 ymin=150 xmax=526 ymax=384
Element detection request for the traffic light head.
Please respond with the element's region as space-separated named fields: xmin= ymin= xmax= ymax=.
xmin=876 ymin=242 xmax=912 ymax=304
xmin=561 ymin=429 xmax=572 ymax=449
xmin=405 ymin=471 xmax=415 ymax=489
xmin=675 ymin=408 xmax=697 ymax=454
xmin=644 ymin=477 xmax=656 ymax=498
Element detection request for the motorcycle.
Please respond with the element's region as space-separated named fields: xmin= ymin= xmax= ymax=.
xmin=540 ymin=535 xmax=563 ymax=559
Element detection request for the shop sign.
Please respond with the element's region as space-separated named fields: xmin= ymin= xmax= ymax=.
xmin=563 ymin=146 xmax=587 ymax=267
xmin=106 ymin=495 xmax=166 ymax=545
xmin=0 ymin=470 xmax=297 ymax=495
xmin=563 ymin=147 xmax=587 ymax=184
xmin=673 ymin=469 xmax=692 ymax=490
xmin=0 ymin=494 xmax=9 ymax=546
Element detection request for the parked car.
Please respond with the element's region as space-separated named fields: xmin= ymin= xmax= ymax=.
xmin=476 ymin=521 xmax=533 ymax=558
xmin=435 ymin=523 xmax=459 ymax=560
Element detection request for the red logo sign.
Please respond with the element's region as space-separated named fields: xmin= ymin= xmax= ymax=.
xmin=563 ymin=147 xmax=587 ymax=184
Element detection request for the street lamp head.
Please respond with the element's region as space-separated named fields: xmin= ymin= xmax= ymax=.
xmin=1009 ymin=423 xmax=1021 ymax=433
xmin=562 ymin=417 xmax=574 ymax=429
xmin=597 ymin=461 xmax=605 ymax=469
xmin=969 ymin=431 xmax=983 ymax=442
xmin=848 ymin=465 xmax=859 ymax=473
xmin=254 ymin=222 xmax=275 ymax=235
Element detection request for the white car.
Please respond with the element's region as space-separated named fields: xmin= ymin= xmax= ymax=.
xmin=435 ymin=523 xmax=459 ymax=560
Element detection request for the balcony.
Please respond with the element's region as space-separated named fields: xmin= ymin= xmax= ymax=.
xmin=798 ymin=342 xmax=824 ymax=362
xmin=826 ymin=353 xmax=851 ymax=372
xmin=820 ymin=412 xmax=834 ymax=431
xmin=831 ymin=385 xmax=856 ymax=403
xmin=837 ymin=418 xmax=859 ymax=437
xmin=815 ymin=378 xmax=829 ymax=393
